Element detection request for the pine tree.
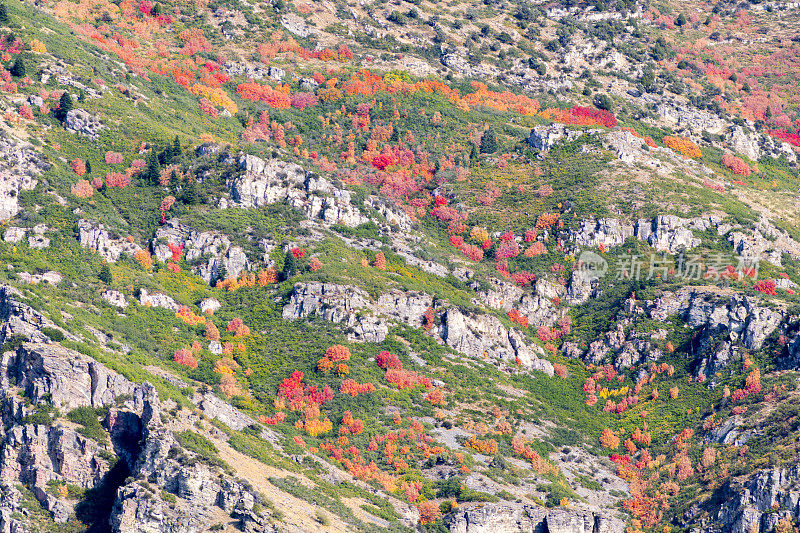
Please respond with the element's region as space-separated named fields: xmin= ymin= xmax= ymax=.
xmin=145 ymin=150 xmax=160 ymax=185
xmin=55 ymin=92 xmax=73 ymax=122
xmin=99 ymin=264 xmax=113 ymax=284
xmin=469 ymin=142 xmax=478 ymax=164
xmin=0 ymin=3 xmax=9 ymax=24
xmin=172 ymin=135 xmax=181 ymax=158
xmin=9 ymin=56 xmax=25 ymax=78
xmin=85 ymin=161 xmax=92 ymax=174
xmin=282 ymin=251 xmax=297 ymax=280
xmin=479 ymin=126 xmax=497 ymax=154
xmin=182 ymin=180 xmax=198 ymax=205
xmin=676 ymin=13 xmax=686 ymax=27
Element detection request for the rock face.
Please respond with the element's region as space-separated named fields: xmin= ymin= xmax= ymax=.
xmin=77 ymin=219 xmax=142 ymax=262
xmin=476 ymin=278 xmax=565 ymax=328
xmin=137 ymin=289 xmax=179 ymax=311
xmin=283 ymin=282 xmax=554 ymax=374
xmin=708 ymin=465 xmax=800 ymax=533
xmin=645 ymin=289 xmax=782 ymax=375
xmin=0 ymin=133 xmax=49 ymax=222
xmin=229 ymin=155 xmax=368 ymax=227
xmin=152 ymin=218 xmax=250 ymax=284
xmin=635 ymin=215 xmax=703 ymax=254
xmin=527 ymin=124 xmax=588 ymax=152
xmin=0 ymin=288 xmax=269 ymax=532
xmin=445 ymin=502 xmax=623 ymax=533
xmin=102 ymin=290 xmax=128 ymax=308
xmin=64 ymin=108 xmax=103 ymax=137
xmin=570 ymin=218 xmax=634 ymax=249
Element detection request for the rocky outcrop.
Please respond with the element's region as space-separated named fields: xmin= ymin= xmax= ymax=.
xmin=152 ymin=219 xmax=251 ymax=284
xmin=569 ymin=215 xmax=723 ymax=253
xmin=570 ymin=218 xmax=634 ymax=249
xmin=77 ymin=219 xmax=142 ymax=262
xmin=441 ymin=308 xmax=554 ymax=375
xmin=199 ymin=298 xmax=221 ymax=314
xmin=476 ymin=278 xmax=565 ymax=328
xmin=0 ymin=286 xmax=269 ymax=531
xmin=64 ymin=108 xmax=103 ymax=137
xmin=445 ymin=502 xmax=623 ymax=532
xmin=0 ymin=133 xmax=49 ymax=222
xmin=103 ymin=290 xmax=128 ymax=308
xmin=228 ymin=155 xmax=368 ymax=227
xmin=282 ymin=282 xmax=389 ymax=342
xmin=194 ymin=393 xmax=255 ymax=431
xmin=680 ymin=292 xmax=782 ymax=352
xmin=527 ymin=124 xmax=589 ymax=152
xmin=644 ymin=288 xmax=783 ymax=375
xmin=635 ymin=215 xmax=704 ymax=254
xmin=1 ymin=342 xmax=136 ymax=409
xmin=110 ymin=387 xmax=270 ymax=533
xmin=284 ymin=282 xmax=554 ymax=374
xmin=726 ymin=125 xmax=762 ymax=162
xmin=137 ymin=289 xmax=179 ymax=311
xmin=708 ymin=465 xmax=800 ymax=533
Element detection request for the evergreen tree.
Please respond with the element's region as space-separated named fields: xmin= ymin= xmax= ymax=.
xmin=99 ymin=264 xmax=112 ymax=284
xmin=0 ymin=3 xmax=9 ymax=24
xmin=85 ymin=161 xmax=92 ymax=174
xmin=182 ymin=180 xmax=198 ymax=205
xmin=469 ymin=142 xmax=478 ymax=165
xmin=55 ymin=92 xmax=73 ymax=122
xmin=172 ymin=135 xmax=181 ymax=158
xmin=9 ymin=56 xmax=25 ymax=78
xmin=145 ymin=150 xmax=160 ymax=185
xmin=479 ymin=126 xmax=497 ymax=154
xmin=675 ymin=13 xmax=686 ymax=27
xmin=282 ymin=251 xmax=297 ymax=280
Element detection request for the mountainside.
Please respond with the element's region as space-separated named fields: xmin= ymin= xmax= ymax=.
xmin=1 ymin=0 xmax=800 ymax=531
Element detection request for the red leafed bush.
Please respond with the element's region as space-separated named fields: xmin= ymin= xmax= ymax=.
xmin=105 ymin=151 xmax=123 ymax=165
xmin=290 ymin=92 xmax=319 ymax=110
xmin=385 ymin=368 xmax=431 ymax=390
xmin=496 ymin=240 xmax=520 ymax=259
xmin=525 ymin=242 xmax=547 ymax=257
xmin=376 ymin=351 xmax=402 ymax=370
xmin=105 ymin=172 xmax=130 ymax=188
xmin=19 ymin=104 xmax=33 ymax=120
xmin=291 ymin=247 xmax=306 ymax=259
xmin=460 ymin=244 xmax=483 ymax=262
xmin=754 ymin=279 xmax=777 ymax=296
xmin=173 ymin=348 xmax=198 ymax=368
xmin=71 ymin=159 xmax=87 ymax=176
xmin=324 ymin=345 xmax=351 ymax=362
xmin=511 ymin=270 xmax=536 ymax=286
xmin=340 ymin=379 xmax=376 ymax=396
xmin=721 ymin=153 xmax=752 ymax=176
xmin=371 ymin=152 xmax=399 ymax=170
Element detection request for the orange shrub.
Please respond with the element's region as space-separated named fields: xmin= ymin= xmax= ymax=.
xmin=663 ymin=136 xmax=701 ymax=158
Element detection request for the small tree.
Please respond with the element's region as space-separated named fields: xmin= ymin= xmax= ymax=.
xmin=676 ymin=13 xmax=686 ymax=27
xmin=480 ymin=126 xmax=497 ymax=154
xmin=55 ymin=92 xmax=73 ymax=122
xmin=282 ymin=251 xmax=297 ymax=280
xmin=10 ymin=56 xmax=25 ymax=78
xmin=182 ymin=180 xmax=199 ymax=205
xmin=593 ymin=94 xmax=612 ymax=111
xmin=98 ymin=264 xmax=113 ymax=284
xmin=0 ymin=3 xmax=9 ymax=23
xmin=144 ymin=150 xmax=160 ymax=185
